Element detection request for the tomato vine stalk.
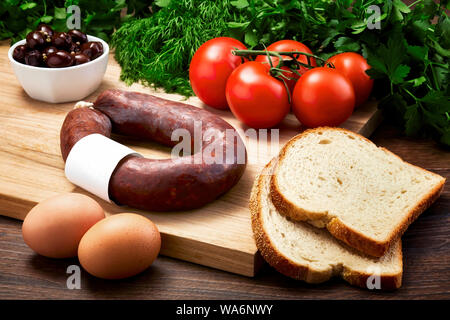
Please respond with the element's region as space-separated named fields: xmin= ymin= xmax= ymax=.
xmin=232 ymin=49 xmax=333 ymax=104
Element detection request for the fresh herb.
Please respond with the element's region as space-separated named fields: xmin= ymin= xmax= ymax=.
xmin=111 ymin=0 xmax=247 ymax=96
xmin=113 ymin=0 xmax=449 ymax=146
xmin=0 ymin=0 xmax=152 ymax=43
xmin=361 ymin=2 xmax=450 ymax=146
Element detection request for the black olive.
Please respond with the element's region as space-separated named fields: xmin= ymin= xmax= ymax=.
xmin=80 ymin=41 xmax=103 ymax=60
xmin=13 ymin=45 xmax=28 ymax=63
xmin=26 ymin=31 xmax=45 ymax=49
xmin=24 ymin=50 xmax=42 ymax=67
xmin=51 ymin=32 xmax=72 ymax=49
xmin=46 ymin=50 xmax=74 ymax=68
xmin=43 ymin=46 xmax=58 ymax=56
xmin=68 ymin=29 xmax=88 ymax=45
xmin=73 ymin=53 xmax=90 ymax=65
xmin=41 ymin=46 xmax=58 ymax=64
xmin=69 ymin=42 xmax=81 ymax=54
xmin=36 ymin=24 xmax=54 ymax=38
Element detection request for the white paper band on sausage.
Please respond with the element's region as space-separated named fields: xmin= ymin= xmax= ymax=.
xmin=64 ymin=133 xmax=141 ymax=203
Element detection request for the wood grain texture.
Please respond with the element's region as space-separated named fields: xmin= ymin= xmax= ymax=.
xmin=0 ymin=41 xmax=381 ymax=277
xmin=0 ymin=123 xmax=449 ymax=299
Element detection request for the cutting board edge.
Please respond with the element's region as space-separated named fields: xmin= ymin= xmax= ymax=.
xmin=161 ymin=232 xmax=260 ymax=277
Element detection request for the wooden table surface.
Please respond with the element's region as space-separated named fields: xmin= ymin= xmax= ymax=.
xmin=0 ymin=123 xmax=448 ymax=300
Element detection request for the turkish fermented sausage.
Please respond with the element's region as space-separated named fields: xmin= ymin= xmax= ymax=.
xmin=60 ymin=89 xmax=247 ymax=211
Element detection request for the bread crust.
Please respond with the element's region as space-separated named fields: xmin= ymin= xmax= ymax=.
xmin=270 ymin=127 xmax=446 ymax=257
xmin=250 ymin=164 xmax=330 ymax=284
xmin=250 ymin=159 xmax=403 ymax=290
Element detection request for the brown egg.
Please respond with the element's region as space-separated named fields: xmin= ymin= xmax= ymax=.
xmin=78 ymin=213 xmax=161 ymax=280
xmin=22 ymin=193 xmax=105 ymax=258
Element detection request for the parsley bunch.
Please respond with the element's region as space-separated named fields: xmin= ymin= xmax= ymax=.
xmin=362 ymin=2 xmax=450 ymax=146
xmin=228 ymin=0 xmax=449 ymax=145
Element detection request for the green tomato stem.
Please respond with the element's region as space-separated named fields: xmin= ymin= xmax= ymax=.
xmin=233 ymin=49 xmax=329 ymax=98
xmin=278 ymin=76 xmax=291 ymax=104
xmin=232 ymin=49 xmax=327 ymax=64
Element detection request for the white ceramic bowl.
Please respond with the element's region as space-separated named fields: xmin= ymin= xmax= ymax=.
xmin=8 ymin=35 xmax=109 ymax=103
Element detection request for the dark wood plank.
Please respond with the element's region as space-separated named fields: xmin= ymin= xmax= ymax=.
xmin=0 ymin=123 xmax=449 ymax=299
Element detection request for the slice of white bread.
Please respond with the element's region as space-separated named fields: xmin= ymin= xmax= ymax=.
xmin=271 ymin=127 xmax=445 ymax=257
xmin=250 ymin=158 xmax=403 ymax=289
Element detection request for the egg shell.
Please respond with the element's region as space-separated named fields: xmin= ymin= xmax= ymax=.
xmin=78 ymin=213 xmax=161 ymax=280
xmin=22 ymin=193 xmax=105 ymax=258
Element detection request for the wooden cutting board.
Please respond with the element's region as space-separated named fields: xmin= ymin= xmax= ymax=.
xmin=0 ymin=41 xmax=382 ymax=276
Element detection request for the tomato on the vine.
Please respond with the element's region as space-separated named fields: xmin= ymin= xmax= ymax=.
xmin=255 ymin=40 xmax=316 ymax=95
xmin=189 ymin=37 xmax=247 ymax=109
xmin=225 ymin=61 xmax=290 ymax=129
xmin=292 ymin=67 xmax=355 ymax=128
xmin=326 ymin=52 xmax=373 ymax=107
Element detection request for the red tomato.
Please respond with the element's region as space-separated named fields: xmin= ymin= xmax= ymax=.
xmin=225 ymin=61 xmax=290 ymax=128
xmin=292 ymin=67 xmax=355 ymax=128
xmin=255 ymin=40 xmax=316 ymax=95
xmin=189 ymin=37 xmax=247 ymax=109
xmin=326 ymin=52 xmax=373 ymax=107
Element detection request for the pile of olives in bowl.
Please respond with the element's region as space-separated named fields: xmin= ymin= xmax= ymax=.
xmin=12 ymin=24 xmax=104 ymax=68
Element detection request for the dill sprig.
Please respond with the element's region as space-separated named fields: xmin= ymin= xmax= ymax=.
xmin=111 ymin=0 xmax=243 ymax=96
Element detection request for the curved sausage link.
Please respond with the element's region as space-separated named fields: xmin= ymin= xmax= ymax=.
xmin=60 ymin=89 xmax=247 ymax=211
xmin=60 ymin=107 xmax=112 ymax=161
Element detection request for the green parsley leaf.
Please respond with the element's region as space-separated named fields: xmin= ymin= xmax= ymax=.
xmin=404 ymin=104 xmax=422 ymax=136
xmin=40 ymin=15 xmax=53 ymax=23
xmin=420 ymin=91 xmax=450 ymax=114
xmin=245 ymin=29 xmax=259 ymax=47
xmin=435 ymin=15 xmax=450 ymax=48
xmin=407 ymin=76 xmax=427 ymax=87
xmin=391 ymin=64 xmax=411 ymax=84
xmin=334 ymin=36 xmax=360 ymax=52
xmin=393 ymin=0 xmax=411 ymax=14
xmin=407 ymin=45 xmax=428 ymax=61
xmin=20 ymin=2 xmax=36 ymax=10
xmin=54 ymin=7 xmax=66 ymax=20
